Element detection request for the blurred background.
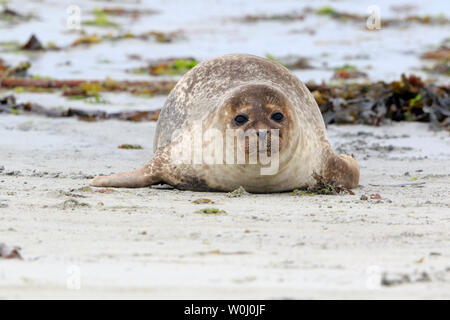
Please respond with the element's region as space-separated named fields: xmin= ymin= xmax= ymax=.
xmin=1 ymin=0 xmax=448 ymax=107
xmin=0 ymin=0 xmax=448 ymax=78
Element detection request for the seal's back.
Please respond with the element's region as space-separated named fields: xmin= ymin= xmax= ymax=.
xmin=153 ymin=54 xmax=326 ymax=152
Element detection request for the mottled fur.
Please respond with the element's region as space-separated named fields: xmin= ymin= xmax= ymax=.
xmin=90 ymin=54 xmax=359 ymax=192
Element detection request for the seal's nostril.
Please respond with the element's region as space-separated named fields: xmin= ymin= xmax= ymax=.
xmin=257 ymin=131 xmax=268 ymax=138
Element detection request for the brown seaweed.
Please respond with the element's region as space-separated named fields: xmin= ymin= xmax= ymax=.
xmin=1 ymin=75 xmax=449 ymax=128
xmin=309 ymin=74 xmax=450 ymax=130
xmin=0 ymin=78 xmax=177 ymax=96
xmin=0 ymin=7 xmax=34 ymax=25
xmin=0 ymin=95 xmax=160 ymax=122
xmin=21 ymin=34 xmax=44 ymax=51
xmin=0 ymin=243 xmax=22 ymax=259
xmin=420 ymin=43 xmax=450 ymax=76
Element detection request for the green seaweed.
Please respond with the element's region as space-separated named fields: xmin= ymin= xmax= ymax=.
xmin=150 ymin=58 xmax=198 ymax=75
xmin=195 ymin=208 xmax=227 ymax=215
xmin=227 ymin=186 xmax=247 ymax=198
xmin=265 ymin=54 xmax=285 ymax=67
xmin=83 ymin=12 xmax=118 ymax=27
xmin=334 ymin=64 xmax=358 ymax=71
xmin=409 ymin=93 xmax=423 ymax=108
xmin=76 ymin=186 xmax=93 ymax=192
xmin=118 ymin=144 xmax=143 ymax=150
xmin=316 ymin=7 xmax=337 ymax=15
xmin=31 ymin=74 xmax=53 ymax=81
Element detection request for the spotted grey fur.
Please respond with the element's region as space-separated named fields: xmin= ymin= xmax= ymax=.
xmin=90 ymin=54 xmax=359 ymax=192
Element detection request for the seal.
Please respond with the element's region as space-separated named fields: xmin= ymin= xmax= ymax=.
xmin=90 ymin=54 xmax=359 ymax=192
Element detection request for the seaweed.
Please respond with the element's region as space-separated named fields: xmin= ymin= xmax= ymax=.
xmin=421 ymin=46 xmax=450 ymax=61
xmin=332 ymin=64 xmax=368 ymax=79
xmin=0 ymin=95 xmax=160 ymax=122
xmin=0 ymin=30 xmax=182 ymax=53
xmin=195 ymin=208 xmax=227 ymax=215
xmin=238 ymin=12 xmax=305 ymax=23
xmin=0 ymin=78 xmax=176 ymax=96
xmin=315 ymin=6 xmax=450 ymax=27
xmin=21 ymin=34 xmax=43 ymax=50
xmin=59 ymin=199 xmax=91 ymax=209
xmin=0 ymin=60 xmax=30 ymax=78
xmin=292 ymin=173 xmax=355 ymax=196
xmin=0 ymin=243 xmax=22 ymax=259
xmin=424 ymin=61 xmax=450 ymax=76
xmin=1 ymin=74 xmax=448 ymax=128
xmin=75 ymin=186 xmax=92 ymax=192
xmin=0 ymin=34 xmax=60 ymax=53
xmin=0 ymin=6 xmax=34 ymax=25
xmin=265 ymin=54 xmax=313 ymax=70
xmin=316 ymin=7 xmax=337 ymax=15
xmin=92 ymin=8 xmax=158 ymax=17
xmin=118 ymin=144 xmax=143 ymax=150
xmin=83 ymin=11 xmax=118 ymax=28
xmin=154 ymin=58 xmax=198 ymax=75
xmin=420 ymin=44 xmax=450 ymax=76
xmin=192 ymin=198 xmax=213 ymax=204
xmin=227 ymin=186 xmax=248 ymax=198
xmin=132 ymin=58 xmax=198 ymax=76
xmin=308 ymin=74 xmax=450 ymax=130
xmin=236 ymin=7 xmax=449 ymax=27
xmin=71 ymin=34 xmax=102 ymax=46
xmin=71 ymin=30 xmax=181 ymax=47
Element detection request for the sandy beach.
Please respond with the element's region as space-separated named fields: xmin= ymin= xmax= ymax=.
xmin=0 ymin=116 xmax=449 ymax=299
xmin=0 ymin=0 xmax=449 ymax=299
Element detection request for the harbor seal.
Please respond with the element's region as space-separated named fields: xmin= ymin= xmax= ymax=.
xmin=90 ymin=54 xmax=359 ymax=192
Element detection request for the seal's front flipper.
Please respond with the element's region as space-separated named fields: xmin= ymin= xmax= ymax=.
xmin=90 ymin=159 xmax=162 ymax=188
xmin=324 ymin=153 xmax=360 ymax=189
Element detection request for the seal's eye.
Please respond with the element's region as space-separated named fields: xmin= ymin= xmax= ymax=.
xmin=270 ymin=112 xmax=285 ymax=123
xmin=234 ymin=114 xmax=249 ymax=126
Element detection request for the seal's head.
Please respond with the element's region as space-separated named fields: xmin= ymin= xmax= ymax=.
xmin=213 ymin=83 xmax=299 ymax=165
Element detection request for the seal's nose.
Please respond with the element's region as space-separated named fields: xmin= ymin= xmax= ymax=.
xmin=252 ymin=121 xmax=270 ymax=133
xmin=252 ymin=121 xmax=271 ymax=143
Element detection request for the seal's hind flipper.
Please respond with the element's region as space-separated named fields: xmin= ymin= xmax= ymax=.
xmin=324 ymin=153 xmax=360 ymax=189
xmin=90 ymin=158 xmax=162 ymax=188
